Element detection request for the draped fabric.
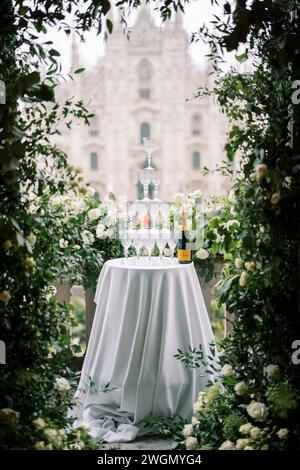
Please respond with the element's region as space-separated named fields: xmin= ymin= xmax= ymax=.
xmin=71 ymin=259 xmax=218 ymax=443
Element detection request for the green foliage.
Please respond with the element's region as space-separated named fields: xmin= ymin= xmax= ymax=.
xmin=0 ymin=0 xmax=123 ymax=451
xmin=175 ymin=0 xmax=300 ymax=451
xmin=222 ymin=412 xmax=245 ymax=441
xmin=143 ymin=415 xmax=188 ymax=443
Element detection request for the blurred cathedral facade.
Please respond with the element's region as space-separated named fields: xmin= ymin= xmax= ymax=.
xmin=55 ymin=7 xmax=229 ymax=201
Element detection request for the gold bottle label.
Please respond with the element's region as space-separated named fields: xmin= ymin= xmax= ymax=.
xmin=178 ymin=249 xmax=192 ymax=261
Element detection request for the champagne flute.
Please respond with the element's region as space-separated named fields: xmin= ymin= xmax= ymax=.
xmin=156 ymin=238 xmax=166 ymax=261
xmin=144 ymin=238 xmax=155 ymax=261
xmin=121 ymin=238 xmax=131 ymax=263
xmin=168 ymin=236 xmax=178 ymax=263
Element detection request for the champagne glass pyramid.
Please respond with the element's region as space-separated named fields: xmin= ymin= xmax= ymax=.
xmin=138 ymin=138 xmax=161 ymax=201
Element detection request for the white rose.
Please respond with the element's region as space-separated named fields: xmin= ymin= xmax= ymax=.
xmin=0 ymin=408 xmax=20 ymax=425
xmin=235 ymin=258 xmax=244 ymax=269
xmin=172 ymin=192 xmax=186 ymax=204
xmin=45 ymin=285 xmax=57 ymax=301
xmin=26 ymin=233 xmax=37 ymax=246
xmin=105 ymin=228 xmax=114 ymax=238
xmin=54 ymin=377 xmax=71 ymax=393
xmin=239 ymin=271 xmax=248 ymax=287
xmin=69 ymin=441 xmax=85 ymax=450
xmin=44 ymin=428 xmax=58 ymax=442
xmin=266 ymin=364 xmax=280 ymax=380
xmin=255 ymin=163 xmax=267 ymax=181
xmin=192 ymin=417 xmax=199 ymax=427
xmin=34 ymin=441 xmax=47 ymax=450
xmin=87 ymin=186 xmax=96 ymax=197
xmin=245 ymin=261 xmax=256 ymax=272
xmin=182 ymin=424 xmax=193 ymax=438
xmin=88 ymin=208 xmax=101 ymax=221
xmin=247 ymin=401 xmax=267 ymax=421
xmin=81 ymin=230 xmax=95 ymax=245
xmin=196 ymin=248 xmax=209 ymax=260
xmin=236 ymin=438 xmax=250 ymax=450
xmin=220 ymin=364 xmax=234 ymax=377
xmin=96 ymin=223 xmax=106 ymax=238
xmin=0 ymin=291 xmax=11 ymax=303
xmin=219 ymin=440 xmax=235 ymax=450
xmin=239 ymin=423 xmax=253 ymax=435
xmin=185 ymin=437 xmax=198 ymax=450
xmin=271 ymin=192 xmax=281 ymax=205
xmin=277 ymin=428 xmax=289 ymax=440
xmin=33 ymin=418 xmax=46 ymax=429
xmin=250 ymin=427 xmax=261 ymax=439
xmin=193 ymin=400 xmax=202 ymax=414
xmin=234 ymin=381 xmax=248 ymax=396
xmin=191 ymin=189 xmax=203 ymax=199
xmin=59 ymin=239 xmax=68 ymax=249
xmin=72 ymin=200 xmax=85 ymax=215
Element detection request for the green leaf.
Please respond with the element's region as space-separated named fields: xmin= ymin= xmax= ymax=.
xmin=208 ymin=217 xmax=219 ymax=229
xmin=74 ymin=68 xmax=85 ymax=74
xmin=106 ymin=19 xmax=113 ymax=34
xmin=235 ymin=53 xmax=248 ymax=63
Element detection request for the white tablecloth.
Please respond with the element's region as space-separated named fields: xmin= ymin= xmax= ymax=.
xmin=71 ymin=258 xmax=218 ymax=443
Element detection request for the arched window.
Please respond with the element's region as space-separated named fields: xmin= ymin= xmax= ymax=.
xmin=192 ymin=151 xmax=201 ymax=169
xmin=140 ymin=122 xmax=150 ymax=144
xmin=192 ymin=114 xmax=201 ymax=136
xmin=90 ymin=152 xmax=98 ymax=170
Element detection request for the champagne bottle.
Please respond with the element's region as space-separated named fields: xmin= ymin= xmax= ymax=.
xmin=177 ymin=211 xmax=192 ymax=264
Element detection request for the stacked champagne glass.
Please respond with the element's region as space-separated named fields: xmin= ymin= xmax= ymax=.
xmin=120 ymin=138 xmax=180 ymax=264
